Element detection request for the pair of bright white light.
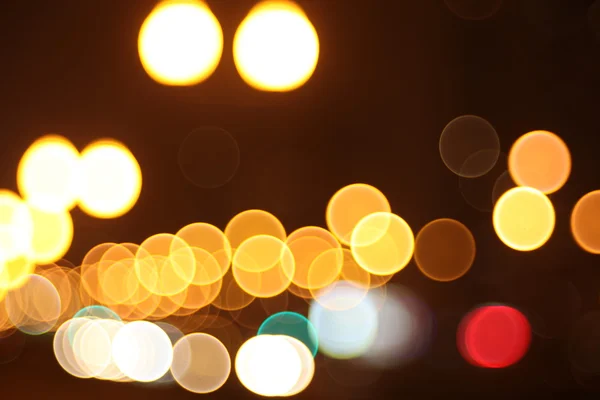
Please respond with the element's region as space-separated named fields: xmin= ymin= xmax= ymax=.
xmin=139 ymin=0 xmax=320 ymax=92
xmin=18 ymin=136 xmax=142 ymax=219
xmin=235 ymin=334 xmax=315 ymax=397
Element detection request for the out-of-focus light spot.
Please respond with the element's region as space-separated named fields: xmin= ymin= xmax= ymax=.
xmin=225 ymin=209 xmax=286 ymax=249
xmin=112 ymin=321 xmax=174 ymax=382
xmin=444 ymin=0 xmax=503 ymax=20
xmin=178 ymin=127 xmax=240 ymax=189
xmin=493 ymin=186 xmax=555 ymax=251
xmin=0 ymin=256 xmax=36 ymax=292
xmin=286 ymin=226 xmax=343 ymax=291
xmin=72 ymin=319 xmax=116 ymax=378
xmin=233 ymin=0 xmax=319 ymax=92
xmin=235 ymin=334 xmax=302 ymax=397
xmin=0 ymin=190 xmax=33 ymax=262
xmin=508 ymin=130 xmax=571 ymax=194
xmin=361 ymin=285 xmax=433 ymax=369
xmin=17 ymin=135 xmax=80 ymax=213
xmin=439 ymin=115 xmax=500 ymax=178
xmin=212 ymin=269 xmax=255 ymax=311
xmin=232 ymin=235 xmax=295 ymax=298
xmin=491 ymin=170 xmax=516 ymax=206
xmin=571 ymin=191 xmax=600 ymax=254
xmin=351 ymin=212 xmax=414 ymax=276
xmin=69 ymin=306 xmax=122 ymax=344
xmin=280 ymin=336 xmax=315 ymax=396
xmin=54 ymin=318 xmax=90 ymax=378
xmin=152 ymin=322 xmax=184 ymax=385
xmin=78 ymin=140 xmax=142 ymax=219
xmin=138 ymin=0 xmax=223 ymax=86
xmin=308 ymin=281 xmax=378 ymax=359
xmin=258 ymin=311 xmax=319 ymax=357
xmin=457 ymin=305 xmax=531 ymax=368
xmin=176 ymin=222 xmax=231 ymax=285
xmin=170 ymin=333 xmax=231 ymax=393
xmin=28 ymin=207 xmax=73 ymax=264
xmin=459 ymin=152 xmax=509 ymax=212
xmin=135 ymin=233 xmax=196 ymax=296
xmin=414 ymin=219 xmax=475 ymax=282
xmin=326 ymin=184 xmax=391 ymax=246
xmin=5 ymin=274 xmax=61 ymax=335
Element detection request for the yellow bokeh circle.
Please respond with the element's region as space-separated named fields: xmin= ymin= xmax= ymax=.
xmin=350 ymin=212 xmax=414 ymax=276
xmin=138 ymin=0 xmax=223 ymax=86
xmin=233 ymin=0 xmax=319 ymax=92
xmin=493 ymin=186 xmax=555 ymax=251
xmin=78 ymin=140 xmax=142 ymax=219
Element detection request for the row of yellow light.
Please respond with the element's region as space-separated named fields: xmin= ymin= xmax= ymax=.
xmin=138 ymin=0 xmax=320 ymax=91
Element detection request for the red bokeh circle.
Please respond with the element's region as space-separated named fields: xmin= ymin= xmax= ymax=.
xmin=457 ymin=305 xmax=531 ymax=368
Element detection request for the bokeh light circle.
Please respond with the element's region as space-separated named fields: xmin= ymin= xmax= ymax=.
xmin=0 ymin=190 xmax=34 ymax=262
xmin=235 ymin=334 xmax=302 ymax=397
xmin=414 ymin=219 xmax=476 ymax=282
xmin=439 ymin=115 xmax=500 ymax=178
xmin=280 ymin=336 xmax=315 ymax=396
xmin=458 ymin=305 xmax=531 ymax=368
xmin=508 ymin=130 xmax=571 ymax=194
xmin=17 ymin=135 xmax=80 ymax=213
xmin=493 ymin=186 xmax=555 ymax=251
xmin=258 ymin=311 xmax=319 ymax=357
xmin=308 ymin=281 xmax=379 ymax=359
xmin=138 ymin=0 xmax=223 ymax=86
xmin=170 ymin=333 xmax=231 ymax=393
xmin=78 ymin=140 xmax=142 ymax=219
xmin=350 ymin=212 xmax=414 ymax=276
xmin=361 ymin=284 xmax=434 ymax=369
xmin=326 ymin=183 xmax=391 ymax=246
xmin=571 ymin=190 xmax=600 ymax=254
xmin=178 ymin=127 xmax=240 ymax=189
xmin=112 ymin=321 xmax=174 ymax=382
xmin=233 ymin=0 xmax=319 ymax=92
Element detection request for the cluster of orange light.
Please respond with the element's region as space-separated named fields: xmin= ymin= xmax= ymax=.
xmin=3 ymin=117 xmax=600 ymax=395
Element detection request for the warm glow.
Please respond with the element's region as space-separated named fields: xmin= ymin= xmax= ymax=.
xmin=351 ymin=212 xmax=414 ymax=276
xmin=571 ymin=190 xmax=600 ymax=254
xmin=28 ymin=206 xmax=73 ymax=264
xmin=138 ymin=0 xmax=223 ymax=86
xmin=493 ymin=186 xmax=555 ymax=251
xmin=78 ymin=140 xmax=142 ymax=219
xmin=17 ymin=135 xmax=80 ymax=213
xmin=233 ymin=0 xmax=319 ymax=92
xmin=508 ymin=130 xmax=571 ymax=194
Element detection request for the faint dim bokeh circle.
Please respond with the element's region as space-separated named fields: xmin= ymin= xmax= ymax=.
xmin=138 ymin=0 xmax=223 ymax=86
xmin=178 ymin=127 xmax=240 ymax=188
xmin=233 ymin=1 xmax=320 ymax=92
xmin=444 ymin=0 xmax=503 ymax=20
xmin=78 ymin=140 xmax=142 ymax=219
xmin=508 ymin=130 xmax=571 ymax=194
xmin=414 ymin=219 xmax=475 ymax=282
xmin=17 ymin=135 xmax=80 ymax=213
xmin=171 ymin=333 xmax=231 ymax=394
xmin=493 ymin=186 xmax=555 ymax=252
xmin=439 ymin=115 xmax=500 ymax=178
xmin=459 ymin=152 xmax=508 ymax=212
xmin=571 ymin=191 xmax=600 ymax=254
xmin=458 ymin=305 xmax=531 ymax=368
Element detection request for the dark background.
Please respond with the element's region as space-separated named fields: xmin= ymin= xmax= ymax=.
xmin=1 ymin=0 xmax=600 ymax=397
